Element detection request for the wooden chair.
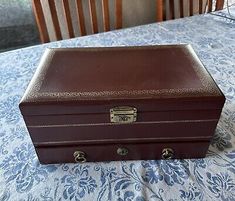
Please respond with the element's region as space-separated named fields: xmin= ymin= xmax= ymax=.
xmin=32 ymin=0 xmax=224 ymax=43
xmin=156 ymin=0 xmax=225 ymax=21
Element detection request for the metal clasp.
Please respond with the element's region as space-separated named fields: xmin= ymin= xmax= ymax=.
xmin=110 ymin=106 xmax=137 ymax=123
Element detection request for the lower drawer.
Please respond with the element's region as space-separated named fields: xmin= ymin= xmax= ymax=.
xmin=35 ymin=141 xmax=210 ymax=164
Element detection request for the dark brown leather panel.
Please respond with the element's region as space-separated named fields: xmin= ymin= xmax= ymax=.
xmin=24 ymin=109 xmax=222 ymax=126
xmin=36 ymin=141 xmax=210 ymax=164
xmin=20 ymin=97 xmax=225 ymax=116
xmin=28 ymin=120 xmax=218 ymax=144
xmin=34 ymin=136 xmax=212 ymax=146
xmin=40 ymin=47 xmax=203 ymax=92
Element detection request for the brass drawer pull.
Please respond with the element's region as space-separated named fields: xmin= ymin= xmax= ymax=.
xmin=162 ymin=148 xmax=174 ymax=160
xmin=117 ymin=147 xmax=129 ymax=156
xmin=74 ymin=151 xmax=87 ymax=163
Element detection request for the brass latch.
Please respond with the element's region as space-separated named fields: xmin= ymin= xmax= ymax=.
xmin=110 ymin=106 xmax=137 ymax=123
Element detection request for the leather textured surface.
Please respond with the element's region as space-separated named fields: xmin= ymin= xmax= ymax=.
xmin=30 ymin=120 xmax=217 ymax=145
xmin=19 ymin=45 xmax=225 ymax=162
xmin=19 ymin=45 xmax=225 ymax=115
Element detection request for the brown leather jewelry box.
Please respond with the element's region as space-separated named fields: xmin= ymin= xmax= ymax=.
xmin=19 ymin=45 xmax=225 ymax=164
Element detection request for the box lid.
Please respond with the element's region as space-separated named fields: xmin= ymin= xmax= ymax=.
xmin=19 ymin=45 xmax=225 ymax=116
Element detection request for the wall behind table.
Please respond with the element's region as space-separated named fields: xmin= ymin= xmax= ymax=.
xmin=0 ymin=0 xmax=40 ymax=52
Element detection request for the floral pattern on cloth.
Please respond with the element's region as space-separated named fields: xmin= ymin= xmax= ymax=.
xmin=0 ymin=7 xmax=235 ymax=201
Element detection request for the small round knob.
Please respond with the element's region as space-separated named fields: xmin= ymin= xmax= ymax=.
xmin=117 ymin=147 xmax=129 ymax=156
xmin=162 ymin=148 xmax=174 ymax=160
xmin=74 ymin=151 xmax=87 ymax=163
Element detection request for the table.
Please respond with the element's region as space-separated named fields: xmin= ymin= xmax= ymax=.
xmin=0 ymin=7 xmax=235 ymax=201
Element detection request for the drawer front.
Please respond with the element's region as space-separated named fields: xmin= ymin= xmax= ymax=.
xmin=35 ymin=141 xmax=210 ymax=164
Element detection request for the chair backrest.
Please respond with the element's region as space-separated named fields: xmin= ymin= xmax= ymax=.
xmin=32 ymin=0 xmax=224 ymax=43
xmin=156 ymin=0 xmax=224 ymax=22
xmin=32 ymin=0 xmax=123 ymax=43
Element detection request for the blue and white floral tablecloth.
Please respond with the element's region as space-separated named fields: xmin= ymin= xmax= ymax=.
xmin=1 ymin=7 xmax=235 ymax=201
